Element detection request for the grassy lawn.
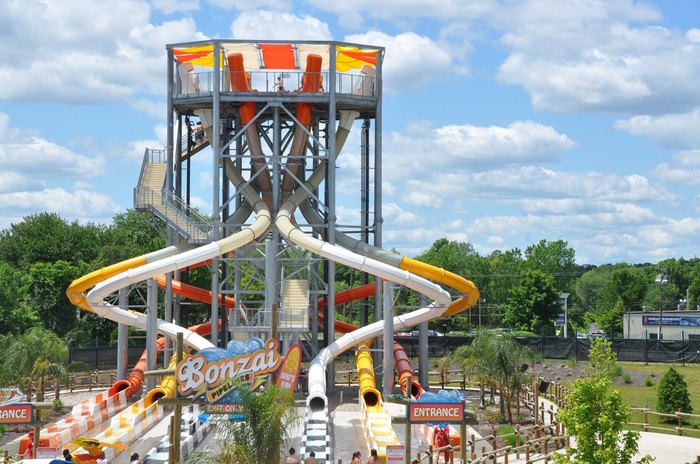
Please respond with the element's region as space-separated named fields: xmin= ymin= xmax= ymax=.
xmin=615 ymin=363 xmax=700 ymax=436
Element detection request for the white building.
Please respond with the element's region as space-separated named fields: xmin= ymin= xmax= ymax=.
xmin=623 ymin=310 xmax=700 ymax=340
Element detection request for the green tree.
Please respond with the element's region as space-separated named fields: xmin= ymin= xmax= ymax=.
xmin=503 ymin=270 xmax=560 ymax=333
xmin=24 ymin=260 xmax=81 ymax=333
xmin=585 ymin=337 xmax=619 ymax=381
xmin=555 ymin=376 xmax=652 ymax=464
xmin=454 ymin=330 xmax=532 ymax=423
xmin=657 ymin=367 xmax=692 ymax=418
xmin=524 ymin=239 xmax=577 ymax=293
xmin=1 ymin=327 xmax=68 ymax=401
xmin=0 ymin=212 xmax=103 ymax=269
xmin=556 ymin=336 xmax=650 ymax=463
xmin=183 ymin=385 xmax=298 ymax=464
xmin=0 ymin=262 xmax=39 ymax=334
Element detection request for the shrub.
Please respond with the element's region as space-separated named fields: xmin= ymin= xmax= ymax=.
xmin=497 ymin=425 xmax=516 ymax=447
xmin=644 ymin=376 xmax=655 ymax=387
xmin=53 ymin=399 xmax=64 ymax=410
xmin=657 ymin=367 xmax=692 ymax=418
xmin=623 ymin=373 xmax=632 ymax=384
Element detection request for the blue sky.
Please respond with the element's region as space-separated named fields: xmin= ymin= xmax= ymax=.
xmin=1 ymin=0 xmax=699 ymax=265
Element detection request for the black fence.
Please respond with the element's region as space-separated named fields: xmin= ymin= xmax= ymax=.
xmin=381 ymin=336 xmax=700 ymax=365
xmin=70 ymin=345 xmax=148 ymax=371
xmin=70 ymin=336 xmax=700 ymax=371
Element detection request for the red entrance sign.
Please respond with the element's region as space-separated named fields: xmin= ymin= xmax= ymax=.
xmin=0 ymin=403 xmax=34 ymax=424
xmin=408 ymin=402 xmax=464 ymax=424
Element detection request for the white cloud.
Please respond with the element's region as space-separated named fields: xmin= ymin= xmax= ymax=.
xmin=231 ymin=11 xmax=332 ymax=40
xmin=0 ymin=187 xmax=120 ymax=219
xmin=0 ymin=0 xmax=207 ymax=103
xmin=383 ymin=120 xmax=574 ymax=181
xmin=430 ymin=168 xmax=675 ymax=203
xmin=405 ymin=191 xmax=443 ymax=208
xmin=209 ymin=0 xmax=287 ymax=11
xmin=383 ymin=202 xmax=424 ymax=226
xmin=306 ymin=0 xmax=496 ymax=28
xmin=494 ymin=0 xmax=700 ymax=113
xmin=0 ymin=137 xmax=106 ymax=178
xmin=129 ymin=98 xmax=167 ymax=119
xmin=652 ymin=150 xmax=700 ymax=187
xmin=151 ymin=0 xmax=199 ymax=14
xmin=345 ymin=31 xmax=455 ymax=92
xmin=614 ymin=110 xmax=700 ymax=148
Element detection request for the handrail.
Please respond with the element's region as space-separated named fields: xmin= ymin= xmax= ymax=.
xmin=173 ymin=69 xmax=376 ymax=97
xmin=134 ymin=186 xmax=211 ymax=239
xmin=161 ymin=189 xmax=211 ymax=226
xmin=135 ymin=148 xmax=166 ymax=194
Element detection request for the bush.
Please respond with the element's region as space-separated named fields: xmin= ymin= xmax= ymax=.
xmin=644 ymin=376 xmax=655 ymax=387
xmin=497 ymin=425 xmax=516 ymax=447
xmin=623 ymin=373 xmax=632 ymax=384
xmin=657 ymin=367 xmax=692 ymax=418
xmin=53 ymin=399 xmax=63 ymax=410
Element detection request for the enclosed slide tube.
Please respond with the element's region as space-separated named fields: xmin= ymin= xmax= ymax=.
xmin=316 ymin=283 xmax=423 ymax=397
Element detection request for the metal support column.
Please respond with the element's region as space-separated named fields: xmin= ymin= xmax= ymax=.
xmin=117 ymin=288 xmax=129 ymax=381
xmin=210 ymin=42 xmax=222 ymax=346
xmin=419 ymin=295 xmax=429 ymax=390
xmin=326 ymin=44 xmax=338 ymax=393
xmin=383 ymin=281 xmax=394 ymax=399
xmin=146 ymin=278 xmax=158 ymax=392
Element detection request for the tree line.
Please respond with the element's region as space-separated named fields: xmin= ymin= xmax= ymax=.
xmin=1 ymin=212 xmax=699 ymax=346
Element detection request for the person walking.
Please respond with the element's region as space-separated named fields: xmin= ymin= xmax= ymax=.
xmin=305 ymin=450 xmax=318 ymax=464
xmin=350 ymin=450 xmax=361 ymax=463
xmin=366 ymin=449 xmax=378 ymax=464
xmin=284 ymin=447 xmax=301 ymax=464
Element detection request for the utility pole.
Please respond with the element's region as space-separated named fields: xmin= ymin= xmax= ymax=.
xmin=655 ymin=268 xmax=668 ymax=340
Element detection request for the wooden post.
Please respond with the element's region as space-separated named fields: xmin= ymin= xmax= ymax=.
xmin=168 ymin=332 xmax=184 ymax=464
xmin=470 ymin=434 xmax=476 ymax=460
xmin=533 ymin=379 xmax=539 ymax=424
xmin=644 ymin=403 xmax=649 ymax=431
xmin=460 ymin=406 xmax=467 ymax=464
xmin=428 ymin=445 xmax=433 ymax=464
xmin=677 ymin=408 xmax=683 ymax=435
xmin=525 ymin=443 xmax=530 ymax=461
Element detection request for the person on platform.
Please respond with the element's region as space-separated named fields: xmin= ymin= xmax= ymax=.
xmin=350 ymin=451 xmax=361 ymax=464
xmin=130 ymin=452 xmax=142 ymax=463
xmin=284 ymin=447 xmax=301 ymax=464
xmin=62 ymin=449 xmax=74 ymax=461
xmin=305 ymin=450 xmax=318 ymax=464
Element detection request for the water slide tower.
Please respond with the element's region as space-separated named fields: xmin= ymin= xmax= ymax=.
xmin=134 ymin=40 xmax=384 ymax=382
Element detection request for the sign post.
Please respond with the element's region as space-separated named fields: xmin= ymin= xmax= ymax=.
xmin=407 ymin=390 xmax=468 ymax=463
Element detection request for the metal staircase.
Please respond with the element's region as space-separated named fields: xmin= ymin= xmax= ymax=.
xmin=280 ymin=279 xmax=309 ymax=330
xmin=134 ymin=148 xmax=210 ymax=242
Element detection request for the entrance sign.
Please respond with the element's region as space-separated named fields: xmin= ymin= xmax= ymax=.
xmin=408 ymin=402 xmax=464 ymax=423
xmin=386 ymin=445 xmax=405 ymax=462
xmin=0 ymin=403 xmax=34 ymax=424
xmin=408 ymin=389 xmax=464 ymax=427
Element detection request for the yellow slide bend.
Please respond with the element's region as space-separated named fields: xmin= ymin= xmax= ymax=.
xmin=68 ymin=256 xmax=148 ymax=311
xmin=400 ymin=257 xmax=479 ymax=317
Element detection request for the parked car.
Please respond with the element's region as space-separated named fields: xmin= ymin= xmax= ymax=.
xmin=409 ymin=330 xmax=444 ymax=337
